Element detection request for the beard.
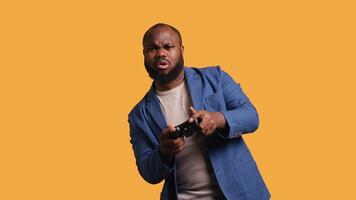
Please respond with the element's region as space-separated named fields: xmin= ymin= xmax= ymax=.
xmin=144 ymin=55 xmax=184 ymax=85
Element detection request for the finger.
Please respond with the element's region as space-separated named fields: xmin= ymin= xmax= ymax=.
xmin=174 ymin=145 xmax=185 ymax=153
xmin=161 ymin=124 xmax=176 ymax=138
xmin=171 ymin=138 xmax=185 ymax=147
xmin=163 ymin=138 xmax=185 ymax=153
xmin=176 ymin=138 xmax=185 ymax=147
xmin=198 ymin=114 xmax=210 ymax=129
xmin=188 ymin=106 xmax=197 ymax=122
xmin=189 ymin=106 xmax=197 ymax=114
xmin=199 ymin=117 xmax=209 ymax=135
xmin=189 ymin=110 xmax=203 ymax=123
xmin=165 ymin=138 xmax=182 ymax=146
xmin=199 ymin=117 xmax=215 ymax=135
xmin=206 ymin=125 xmax=216 ymax=135
xmin=203 ymin=118 xmax=215 ymax=129
xmin=172 ymin=139 xmax=185 ymax=153
xmin=206 ymin=120 xmax=217 ymax=135
xmin=162 ymin=137 xmax=182 ymax=150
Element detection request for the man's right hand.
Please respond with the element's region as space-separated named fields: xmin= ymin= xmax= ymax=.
xmin=159 ymin=125 xmax=185 ymax=165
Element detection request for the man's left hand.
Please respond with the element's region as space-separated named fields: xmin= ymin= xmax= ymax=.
xmin=188 ymin=106 xmax=226 ymax=136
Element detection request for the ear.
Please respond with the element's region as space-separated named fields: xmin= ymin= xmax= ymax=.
xmin=181 ymin=45 xmax=184 ymax=54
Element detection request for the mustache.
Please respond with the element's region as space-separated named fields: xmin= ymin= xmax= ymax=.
xmin=154 ymin=58 xmax=169 ymax=63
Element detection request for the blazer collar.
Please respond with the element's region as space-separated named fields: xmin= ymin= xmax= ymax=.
xmin=184 ymin=67 xmax=203 ymax=110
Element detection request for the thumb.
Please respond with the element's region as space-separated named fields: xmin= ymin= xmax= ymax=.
xmin=162 ymin=124 xmax=175 ymax=136
xmin=189 ymin=106 xmax=197 ymax=122
xmin=189 ymin=106 xmax=197 ymax=115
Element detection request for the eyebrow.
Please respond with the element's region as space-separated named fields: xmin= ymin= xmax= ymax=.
xmin=145 ymin=42 xmax=175 ymax=47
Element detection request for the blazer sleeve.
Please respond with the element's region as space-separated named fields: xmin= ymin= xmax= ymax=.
xmin=128 ymin=115 xmax=174 ymax=184
xmin=218 ymin=67 xmax=259 ymax=139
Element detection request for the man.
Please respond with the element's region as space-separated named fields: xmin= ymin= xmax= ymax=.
xmin=128 ymin=23 xmax=270 ymax=200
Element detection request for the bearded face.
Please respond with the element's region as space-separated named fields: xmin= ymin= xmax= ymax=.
xmin=143 ymin=26 xmax=184 ymax=85
xmin=144 ymin=55 xmax=184 ymax=85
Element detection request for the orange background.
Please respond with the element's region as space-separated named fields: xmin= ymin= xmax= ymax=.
xmin=1 ymin=0 xmax=355 ymax=199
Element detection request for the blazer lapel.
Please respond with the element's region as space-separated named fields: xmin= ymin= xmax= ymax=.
xmin=184 ymin=67 xmax=203 ymax=110
xmin=146 ymin=84 xmax=167 ymax=140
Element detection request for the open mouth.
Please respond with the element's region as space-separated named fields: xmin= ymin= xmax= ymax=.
xmin=155 ymin=60 xmax=170 ymax=70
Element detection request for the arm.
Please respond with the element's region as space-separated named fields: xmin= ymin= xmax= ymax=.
xmin=128 ymin=116 xmax=174 ymax=184
xmin=219 ymin=69 xmax=259 ymax=138
xmin=188 ymin=67 xmax=259 ymax=139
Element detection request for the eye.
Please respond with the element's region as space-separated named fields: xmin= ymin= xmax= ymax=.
xmin=164 ymin=45 xmax=174 ymax=50
xmin=146 ymin=46 xmax=158 ymax=51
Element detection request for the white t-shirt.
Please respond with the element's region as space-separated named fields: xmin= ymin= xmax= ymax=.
xmin=156 ymin=82 xmax=220 ymax=200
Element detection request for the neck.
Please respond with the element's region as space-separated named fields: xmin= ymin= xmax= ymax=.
xmin=155 ymin=70 xmax=185 ymax=91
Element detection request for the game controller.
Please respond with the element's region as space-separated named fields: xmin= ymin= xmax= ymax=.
xmin=168 ymin=118 xmax=202 ymax=139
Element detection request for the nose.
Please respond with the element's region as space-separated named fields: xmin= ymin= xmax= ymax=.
xmin=155 ymin=48 xmax=167 ymax=59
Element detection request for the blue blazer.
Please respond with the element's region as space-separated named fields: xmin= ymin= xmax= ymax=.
xmin=128 ymin=66 xmax=270 ymax=200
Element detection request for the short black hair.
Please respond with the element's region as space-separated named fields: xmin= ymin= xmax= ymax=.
xmin=142 ymin=23 xmax=182 ymax=46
